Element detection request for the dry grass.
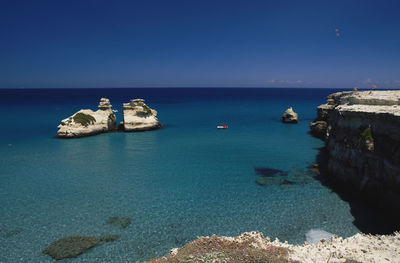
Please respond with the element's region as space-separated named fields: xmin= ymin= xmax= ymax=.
xmin=143 ymin=235 xmax=299 ymax=263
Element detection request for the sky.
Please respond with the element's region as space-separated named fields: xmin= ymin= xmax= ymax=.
xmin=1 ymin=0 xmax=399 ymax=89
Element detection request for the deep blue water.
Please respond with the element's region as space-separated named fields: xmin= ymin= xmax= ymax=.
xmin=0 ymin=88 xmax=378 ymax=262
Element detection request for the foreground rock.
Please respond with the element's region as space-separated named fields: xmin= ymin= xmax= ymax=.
xmin=57 ymin=98 xmax=116 ymax=138
xmin=144 ymin=232 xmax=295 ymax=263
xmin=43 ymin=236 xmax=99 ymax=260
xmin=143 ymin=231 xmax=400 ymax=263
xmin=281 ymin=107 xmax=298 ymax=123
xmin=122 ymin=99 xmax=161 ymax=131
xmin=310 ymin=90 xmax=400 ymax=216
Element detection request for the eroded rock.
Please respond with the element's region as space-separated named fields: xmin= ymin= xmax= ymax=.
xmin=122 ymin=99 xmax=161 ymax=131
xmin=282 ymin=107 xmax=298 ymax=123
xmin=57 ymin=98 xmax=116 ymax=138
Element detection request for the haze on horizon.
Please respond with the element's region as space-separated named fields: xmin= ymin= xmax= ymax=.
xmin=1 ymin=0 xmax=399 ymax=89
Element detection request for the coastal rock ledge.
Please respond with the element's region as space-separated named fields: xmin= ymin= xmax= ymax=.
xmin=310 ymin=90 xmax=400 ymax=215
xmin=121 ymin=99 xmax=161 ymax=131
xmin=57 ymin=98 xmax=116 ymax=138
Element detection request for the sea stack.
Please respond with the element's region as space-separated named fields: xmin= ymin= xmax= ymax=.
xmin=122 ymin=99 xmax=161 ymax=131
xmin=310 ymin=90 xmax=400 ymax=216
xmin=282 ymin=107 xmax=298 ymax=123
xmin=57 ymin=98 xmax=116 ymax=138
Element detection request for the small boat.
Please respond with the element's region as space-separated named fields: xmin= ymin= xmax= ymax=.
xmin=217 ymin=124 xmax=228 ymax=129
xmin=112 ymin=109 xmax=118 ymax=113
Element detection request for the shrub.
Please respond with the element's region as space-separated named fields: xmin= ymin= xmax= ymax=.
xmin=142 ymin=104 xmax=152 ymax=114
xmin=73 ymin=113 xmax=96 ymax=127
xmin=359 ymin=127 xmax=373 ymax=142
xmin=143 ymin=235 xmax=297 ymax=263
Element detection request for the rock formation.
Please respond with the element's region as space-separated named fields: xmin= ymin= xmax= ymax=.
xmin=310 ymin=90 xmax=400 ymax=215
xmin=57 ymin=98 xmax=116 ymax=138
xmin=143 ymin=231 xmax=400 ymax=263
xmin=122 ymin=99 xmax=161 ymax=131
xmin=281 ymin=107 xmax=298 ymax=123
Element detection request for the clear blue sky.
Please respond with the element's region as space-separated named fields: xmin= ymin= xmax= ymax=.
xmin=1 ymin=0 xmax=399 ymax=88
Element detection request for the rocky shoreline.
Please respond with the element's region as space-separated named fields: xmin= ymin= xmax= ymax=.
xmin=143 ymin=231 xmax=400 ymax=263
xmin=144 ymin=90 xmax=400 ymax=263
xmin=57 ymin=98 xmax=161 ymax=138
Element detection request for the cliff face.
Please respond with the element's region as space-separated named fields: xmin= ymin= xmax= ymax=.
xmin=310 ymin=91 xmax=400 ymax=212
xmin=122 ymin=99 xmax=161 ymax=131
xmin=57 ymin=98 xmax=116 ymax=138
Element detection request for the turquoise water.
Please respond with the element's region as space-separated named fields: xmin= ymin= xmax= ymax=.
xmin=0 ymin=88 xmax=362 ymax=262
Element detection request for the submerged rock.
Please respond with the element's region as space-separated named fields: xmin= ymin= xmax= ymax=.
xmin=3 ymin=229 xmax=22 ymax=238
xmin=43 ymin=236 xmax=99 ymax=260
xmin=255 ymin=167 xmax=286 ymax=177
xmin=99 ymin=234 xmax=120 ymax=243
xmin=255 ymin=166 xmax=314 ymax=187
xmin=122 ymin=99 xmax=161 ymax=131
xmin=282 ymin=107 xmax=299 ymax=123
xmin=57 ymin=98 xmax=116 ymax=138
xmin=255 ymin=176 xmax=283 ymax=186
xmin=107 ymin=216 xmax=131 ymax=228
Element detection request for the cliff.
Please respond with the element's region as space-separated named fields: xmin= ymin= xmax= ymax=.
xmin=122 ymin=99 xmax=161 ymax=131
xmin=310 ymin=90 xmax=400 ymax=214
xmin=57 ymin=98 xmax=116 ymax=138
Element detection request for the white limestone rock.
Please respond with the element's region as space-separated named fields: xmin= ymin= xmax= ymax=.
xmin=282 ymin=107 xmax=299 ymax=123
xmin=122 ymin=99 xmax=161 ymax=131
xmin=57 ymin=98 xmax=116 ymax=138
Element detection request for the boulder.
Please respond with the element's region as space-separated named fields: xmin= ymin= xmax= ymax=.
xmin=122 ymin=99 xmax=161 ymax=131
xmin=281 ymin=107 xmax=298 ymax=123
xmin=57 ymin=98 xmax=116 ymax=138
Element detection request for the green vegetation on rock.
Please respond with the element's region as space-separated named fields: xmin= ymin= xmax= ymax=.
xmin=359 ymin=127 xmax=374 ymax=142
xmin=73 ymin=113 xmax=96 ymax=127
xmin=142 ymin=104 xmax=152 ymax=114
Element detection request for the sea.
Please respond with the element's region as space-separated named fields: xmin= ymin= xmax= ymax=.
xmin=0 ymin=88 xmax=395 ymax=262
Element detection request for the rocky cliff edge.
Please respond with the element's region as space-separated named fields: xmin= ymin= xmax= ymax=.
xmin=310 ymin=90 xmax=400 ymax=216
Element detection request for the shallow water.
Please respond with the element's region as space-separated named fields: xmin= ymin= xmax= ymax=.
xmin=0 ymin=88 xmax=376 ymax=262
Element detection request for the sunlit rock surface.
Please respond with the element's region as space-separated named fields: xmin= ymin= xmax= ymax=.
xmin=122 ymin=99 xmax=161 ymax=131
xmin=282 ymin=107 xmax=299 ymax=123
xmin=57 ymin=98 xmax=116 ymax=138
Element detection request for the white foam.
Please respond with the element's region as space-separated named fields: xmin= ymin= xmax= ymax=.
xmin=305 ymin=229 xmax=334 ymax=244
